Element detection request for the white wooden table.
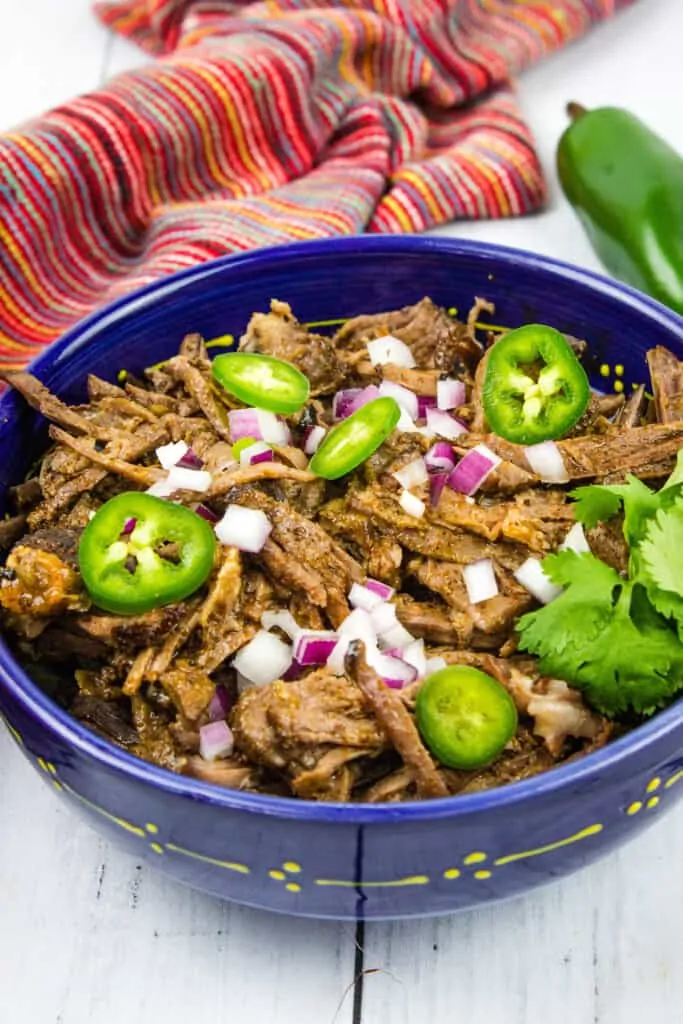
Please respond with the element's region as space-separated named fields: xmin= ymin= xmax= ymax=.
xmin=2 ymin=3 xmax=683 ymax=1021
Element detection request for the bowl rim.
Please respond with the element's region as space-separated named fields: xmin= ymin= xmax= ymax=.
xmin=3 ymin=233 xmax=683 ymax=825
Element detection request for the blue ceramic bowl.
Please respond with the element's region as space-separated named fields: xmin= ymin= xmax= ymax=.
xmin=2 ymin=236 xmax=683 ymax=921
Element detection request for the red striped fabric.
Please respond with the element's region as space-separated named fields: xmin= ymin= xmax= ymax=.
xmin=0 ymin=0 xmax=636 ymax=368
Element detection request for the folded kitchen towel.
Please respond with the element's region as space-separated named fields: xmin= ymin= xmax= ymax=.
xmin=0 ymin=0 xmax=636 ymax=368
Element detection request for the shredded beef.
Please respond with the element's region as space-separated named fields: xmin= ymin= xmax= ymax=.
xmin=2 ymin=294 xmax=673 ymax=801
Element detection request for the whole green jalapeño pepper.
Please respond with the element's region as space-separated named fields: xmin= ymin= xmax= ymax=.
xmin=482 ymin=325 xmax=590 ymax=445
xmin=78 ymin=493 xmax=216 ymax=615
xmin=557 ymin=103 xmax=683 ymax=314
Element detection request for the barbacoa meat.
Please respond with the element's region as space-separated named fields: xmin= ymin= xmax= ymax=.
xmin=0 ymin=294 xmax=677 ymax=802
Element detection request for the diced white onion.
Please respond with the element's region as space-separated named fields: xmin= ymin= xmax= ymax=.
xmin=232 ymin=630 xmax=293 ymax=686
xmin=395 ymin=407 xmax=420 ymax=433
xmin=559 ymin=522 xmax=591 ymax=554
xmin=426 ymin=656 xmax=448 ymax=675
xmin=514 ymin=557 xmax=562 ymax=604
xmin=436 ymin=378 xmax=466 ymax=411
xmin=367 ymin=335 xmax=416 ymax=369
xmin=257 ymin=410 xmax=291 ymax=445
xmin=328 ymin=608 xmax=378 ymax=675
xmin=215 ymin=504 xmax=272 ymax=552
xmin=370 ymin=603 xmax=415 ymax=649
xmin=401 ymin=638 xmax=427 ymax=678
xmin=524 ymin=441 xmax=569 ymax=483
xmin=156 ymin=440 xmax=189 ymax=470
xmin=463 ymin=558 xmax=499 ymax=604
xmin=146 ymin=477 xmax=176 ymax=498
xmin=378 ymin=380 xmax=419 ymax=420
xmin=261 ymin=609 xmax=301 ymax=639
xmin=425 ymin=407 xmax=469 ymax=440
xmin=393 ymin=457 xmax=429 ymax=491
xmin=199 ymin=721 xmax=234 ymax=761
xmin=304 ymin=425 xmax=326 ymax=455
xmin=399 ymin=490 xmax=426 ymax=518
xmin=348 ymin=582 xmax=385 ymax=611
xmin=166 ymin=466 xmax=213 ymax=493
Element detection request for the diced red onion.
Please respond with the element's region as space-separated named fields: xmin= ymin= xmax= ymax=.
xmin=332 ymin=386 xmax=379 ymax=420
xmin=121 ymin=517 xmax=137 ymax=536
xmin=401 ymin=638 xmax=427 ymax=678
xmin=199 ymin=720 xmax=235 ymax=761
xmin=176 ymin=447 xmax=204 ymax=470
xmin=194 ymin=503 xmax=220 ymax=524
xmin=166 ymin=465 xmax=213 ymax=493
xmin=364 ymin=578 xmax=395 ymax=601
xmin=349 ymin=582 xmax=385 ymax=612
xmin=513 ymin=557 xmax=562 ymax=604
xmin=303 ymin=425 xmax=326 ymax=455
xmin=425 ymin=442 xmax=456 ymax=473
xmin=426 ymin=656 xmax=447 ymax=675
xmin=228 ymin=408 xmax=261 ymax=441
xmin=378 ymin=380 xmax=419 ymax=421
xmin=524 ymin=441 xmax=569 ymax=483
xmin=239 ymin=441 xmax=273 ymax=467
xmin=393 ymin=457 xmax=429 ymax=490
xmin=426 ymin=407 xmax=469 ymax=440
xmin=261 ymin=609 xmax=301 ymax=639
xmin=448 ymin=444 xmax=501 ymax=496
xmin=366 ymin=335 xmax=416 ymax=369
xmin=216 ymin=504 xmax=272 ymax=552
xmin=417 ymin=395 xmax=437 ymax=420
xmin=463 ymin=558 xmax=499 ymax=604
xmin=399 ymin=490 xmax=425 ymax=519
xmin=294 ymin=631 xmax=340 ymax=665
xmin=437 ymin=378 xmax=466 ymax=411
xmin=156 ymin=440 xmax=189 ymax=470
xmin=206 ymin=684 xmax=232 ymax=722
xmin=559 ymin=522 xmax=590 ymax=554
xmin=228 ymin=408 xmax=290 ymax=445
xmin=430 ymin=471 xmax=449 ymax=507
xmin=232 ymin=629 xmax=293 ymax=686
xmin=282 ymin=660 xmax=306 ymax=681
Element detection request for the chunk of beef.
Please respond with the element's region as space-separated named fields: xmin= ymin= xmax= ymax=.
xmin=231 ymin=669 xmax=386 ymax=798
xmin=239 ymin=300 xmax=346 ymax=395
xmin=345 ymin=640 xmax=448 ymax=798
xmin=647 ymin=347 xmax=683 ymax=423
xmin=71 ymin=695 xmax=138 ymax=747
xmin=458 ymin=422 xmax=683 ymax=482
xmin=0 ymin=528 xmax=87 ymax=619
xmin=71 ymin=603 xmax=190 ymax=649
xmin=333 ymin=297 xmax=482 ymax=372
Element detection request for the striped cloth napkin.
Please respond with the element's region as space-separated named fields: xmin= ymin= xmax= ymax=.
xmin=0 ymin=0 xmax=635 ymax=369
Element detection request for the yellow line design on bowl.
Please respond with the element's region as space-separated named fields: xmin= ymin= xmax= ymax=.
xmin=315 ymin=875 xmax=430 ymax=888
xmin=164 ymin=844 xmax=250 ymax=874
xmin=492 ymin=824 xmax=603 ymax=866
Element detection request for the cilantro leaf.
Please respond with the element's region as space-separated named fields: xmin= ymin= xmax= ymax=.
xmin=662 ymin=448 xmax=683 ymax=492
xmin=637 ymin=499 xmax=683 ymax=638
xmin=517 ymin=550 xmax=683 ymax=716
xmin=569 ymin=476 xmax=659 ymax=547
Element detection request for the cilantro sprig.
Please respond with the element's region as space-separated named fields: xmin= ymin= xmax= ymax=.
xmin=517 ymin=451 xmax=683 ymax=717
